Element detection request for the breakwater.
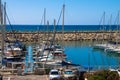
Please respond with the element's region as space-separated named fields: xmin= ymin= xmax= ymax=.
xmin=0 ymin=31 xmax=119 ymax=42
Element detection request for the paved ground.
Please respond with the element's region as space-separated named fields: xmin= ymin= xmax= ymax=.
xmin=3 ymin=75 xmax=49 ymax=80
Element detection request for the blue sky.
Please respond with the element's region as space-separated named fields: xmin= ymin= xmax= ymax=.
xmin=2 ymin=0 xmax=120 ymax=25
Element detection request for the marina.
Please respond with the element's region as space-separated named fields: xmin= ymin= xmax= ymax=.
xmin=0 ymin=0 xmax=120 ymax=80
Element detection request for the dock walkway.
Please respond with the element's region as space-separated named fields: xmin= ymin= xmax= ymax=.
xmin=3 ymin=75 xmax=49 ymax=80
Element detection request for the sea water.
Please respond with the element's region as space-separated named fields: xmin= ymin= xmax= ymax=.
xmin=63 ymin=41 xmax=119 ymax=69
xmin=5 ymin=25 xmax=119 ymax=32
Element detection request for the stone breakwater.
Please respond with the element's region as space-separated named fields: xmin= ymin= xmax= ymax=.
xmin=0 ymin=31 xmax=119 ymax=42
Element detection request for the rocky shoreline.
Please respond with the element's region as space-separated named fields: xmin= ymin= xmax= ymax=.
xmin=0 ymin=31 xmax=119 ymax=42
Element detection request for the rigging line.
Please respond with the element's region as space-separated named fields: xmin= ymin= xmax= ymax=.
xmin=40 ymin=12 xmax=44 ymax=25
xmin=3 ymin=4 xmax=14 ymax=56
xmin=99 ymin=12 xmax=105 ymax=25
xmin=102 ymin=12 xmax=105 ymax=44
xmin=46 ymin=21 xmax=50 ymax=44
xmin=39 ymin=9 xmax=46 ymax=42
xmin=114 ymin=12 xmax=119 ymax=27
xmin=118 ymin=11 xmax=120 ymax=30
xmin=6 ymin=11 xmax=17 ymax=40
xmin=117 ymin=11 xmax=119 ymax=30
xmin=99 ymin=12 xmax=105 ymax=44
xmin=57 ymin=8 xmax=62 ymax=25
xmin=37 ymin=9 xmax=44 ymax=43
xmin=115 ymin=11 xmax=119 ymax=46
xmin=99 ymin=12 xmax=105 ymax=31
xmin=108 ymin=15 xmax=112 ymax=41
xmin=108 ymin=14 xmax=112 ymax=30
xmin=6 ymin=4 xmax=16 ymax=24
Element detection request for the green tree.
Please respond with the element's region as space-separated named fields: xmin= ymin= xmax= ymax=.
xmin=88 ymin=70 xmax=119 ymax=80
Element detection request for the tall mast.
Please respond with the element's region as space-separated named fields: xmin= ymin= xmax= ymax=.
xmin=3 ymin=2 xmax=6 ymax=44
xmin=1 ymin=0 xmax=6 ymax=65
xmin=44 ymin=8 xmax=46 ymax=26
xmin=62 ymin=4 xmax=65 ymax=47
xmin=0 ymin=0 xmax=2 ymax=58
xmin=53 ymin=19 xmax=56 ymax=45
xmin=102 ymin=12 xmax=105 ymax=43
xmin=46 ymin=21 xmax=49 ymax=43
xmin=116 ymin=11 xmax=119 ymax=46
xmin=0 ymin=0 xmax=2 ymax=25
xmin=44 ymin=8 xmax=46 ymax=41
xmin=4 ymin=2 xmax=6 ymax=25
xmin=0 ymin=0 xmax=4 ymax=57
xmin=0 ymin=0 xmax=1 ymax=24
xmin=0 ymin=0 xmax=3 ymax=24
xmin=109 ymin=14 xmax=112 ymax=40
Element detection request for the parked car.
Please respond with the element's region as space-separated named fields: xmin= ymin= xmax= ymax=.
xmin=49 ymin=69 xmax=61 ymax=80
xmin=116 ymin=69 xmax=120 ymax=76
xmin=110 ymin=68 xmax=120 ymax=76
xmin=63 ymin=69 xmax=77 ymax=80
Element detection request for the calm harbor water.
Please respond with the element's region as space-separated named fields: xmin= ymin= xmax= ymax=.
xmin=62 ymin=41 xmax=120 ymax=68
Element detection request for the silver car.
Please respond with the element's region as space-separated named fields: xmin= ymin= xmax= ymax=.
xmin=49 ymin=69 xmax=61 ymax=80
xmin=63 ymin=69 xmax=77 ymax=80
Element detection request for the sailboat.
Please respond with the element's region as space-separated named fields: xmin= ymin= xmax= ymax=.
xmin=105 ymin=11 xmax=120 ymax=53
xmin=94 ymin=12 xmax=108 ymax=50
xmin=0 ymin=1 xmax=26 ymax=66
xmin=34 ymin=4 xmax=66 ymax=65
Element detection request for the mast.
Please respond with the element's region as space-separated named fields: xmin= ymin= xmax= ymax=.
xmin=3 ymin=2 xmax=6 ymax=49
xmin=44 ymin=8 xmax=46 ymax=26
xmin=116 ymin=11 xmax=119 ymax=46
xmin=3 ymin=2 xmax=6 ymax=38
xmin=46 ymin=21 xmax=49 ymax=43
xmin=103 ymin=12 xmax=105 ymax=43
xmin=44 ymin=8 xmax=46 ymax=41
xmin=0 ymin=0 xmax=2 ymax=24
xmin=0 ymin=0 xmax=4 ymax=61
xmin=53 ymin=19 xmax=56 ymax=45
xmin=0 ymin=0 xmax=6 ymax=65
xmin=62 ymin=4 xmax=65 ymax=47
xmin=109 ymin=14 xmax=112 ymax=41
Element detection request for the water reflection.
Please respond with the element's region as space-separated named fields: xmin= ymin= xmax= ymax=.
xmin=61 ymin=41 xmax=119 ymax=67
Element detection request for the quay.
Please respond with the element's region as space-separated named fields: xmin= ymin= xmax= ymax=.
xmin=0 ymin=31 xmax=119 ymax=42
xmin=3 ymin=75 xmax=49 ymax=80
